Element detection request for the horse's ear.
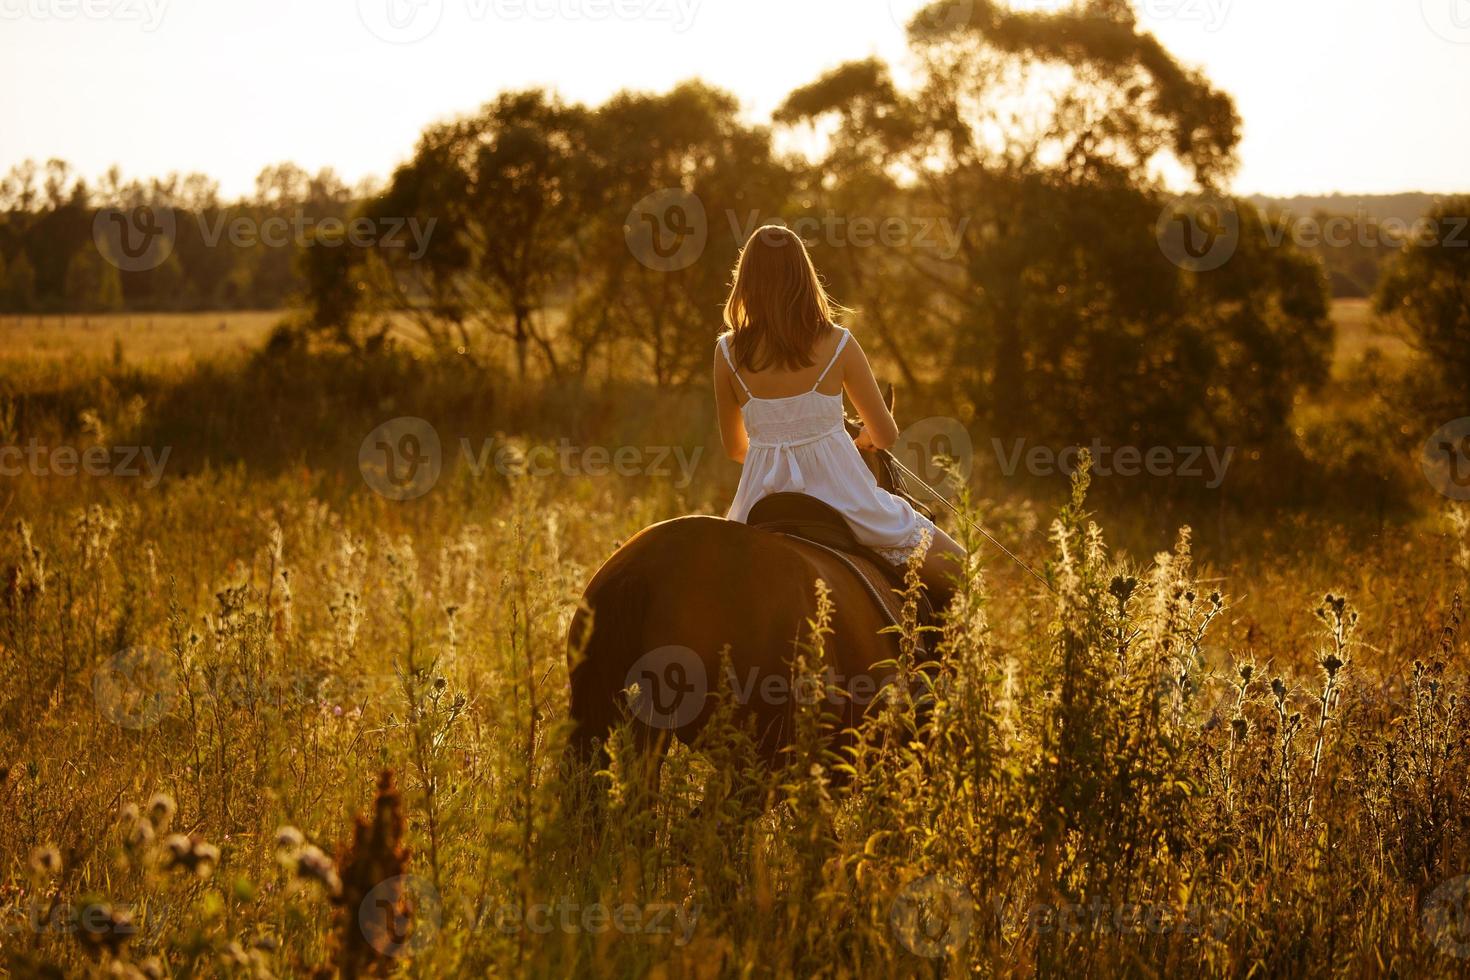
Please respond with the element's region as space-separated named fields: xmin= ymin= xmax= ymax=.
xmin=884 ymin=383 xmax=896 ymax=414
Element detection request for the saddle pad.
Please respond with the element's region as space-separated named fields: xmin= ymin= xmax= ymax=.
xmin=777 ymin=533 xmax=934 ymax=649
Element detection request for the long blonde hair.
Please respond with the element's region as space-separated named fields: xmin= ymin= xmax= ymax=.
xmin=722 ymin=225 xmax=846 ymax=372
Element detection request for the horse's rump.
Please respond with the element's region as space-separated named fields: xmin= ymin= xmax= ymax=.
xmin=568 ymin=515 xmax=904 ymax=763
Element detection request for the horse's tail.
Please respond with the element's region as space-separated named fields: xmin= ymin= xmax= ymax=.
xmin=566 ymin=565 xmax=648 ymax=771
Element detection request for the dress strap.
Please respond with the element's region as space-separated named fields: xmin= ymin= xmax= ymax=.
xmin=811 ymin=327 xmax=850 ymax=390
xmin=719 ymin=336 xmax=754 ymax=399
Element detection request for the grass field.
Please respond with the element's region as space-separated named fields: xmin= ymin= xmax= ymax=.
xmin=1 ymin=304 xmax=1467 ymax=977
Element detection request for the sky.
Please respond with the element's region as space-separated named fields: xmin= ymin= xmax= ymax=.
xmin=2 ymin=0 xmax=1468 ymax=200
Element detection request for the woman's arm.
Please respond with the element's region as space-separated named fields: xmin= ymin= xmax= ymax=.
xmin=713 ymin=343 xmax=749 ymax=463
xmin=841 ymin=336 xmax=901 ymax=451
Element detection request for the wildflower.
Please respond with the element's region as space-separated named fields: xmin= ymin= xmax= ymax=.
xmin=1108 ymin=575 xmax=1137 ymax=604
xmin=220 ymin=941 xmax=250 ymax=968
xmin=1230 ymin=717 xmax=1249 ymax=740
xmin=29 ymin=844 xmax=61 ymax=877
xmin=146 ymin=793 xmax=176 ymax=831
xmin=162 ymin=833 xmax=220 ymax=878
xmin=1271 ymin=677 xmax=1287 ymax=703
xmin=75 ymin=903 xmax=134 ymax=959
xmin=1238 ymin=663 xmax=1254 ymax=684
xmin=126 ymin=818 xmax=156 ymax=851
xmin=1320 ymin=653 xmax=1345 ymax=678
xmin=274 ymin=825 xmax=304 ymax=851
xmin=295 ymin=844 xmax=343 ymax=897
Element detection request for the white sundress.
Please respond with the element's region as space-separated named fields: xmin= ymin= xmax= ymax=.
xmin=721 ymin=328 xmax=937 ymax=566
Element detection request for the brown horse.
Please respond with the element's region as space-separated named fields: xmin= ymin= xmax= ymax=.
xmin=566 ymin=419 xmax=931 ymax=779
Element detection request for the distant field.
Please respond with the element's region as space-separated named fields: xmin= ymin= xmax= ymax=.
xmin=1329 ymin=297 xmax=1412 ymax=373
xmin=0 ymin=309 xmax=283 ymax=366
xmin=0 ymin=299 xmax=1407 ymax=376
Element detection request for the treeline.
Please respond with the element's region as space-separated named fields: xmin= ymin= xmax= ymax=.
xmin=0 ymin=161 xmax=374 ymax=313
xmin=4 ymin=0 xmax=1465 ymax=455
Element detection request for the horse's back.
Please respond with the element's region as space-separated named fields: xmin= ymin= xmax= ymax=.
xmin=568 ymin=515 xmax=896 ymax=758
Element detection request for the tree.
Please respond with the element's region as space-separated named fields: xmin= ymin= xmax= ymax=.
xmin=778 ymin=0 xmax=1329 ymax=447
xmin=1375 ymin=196 xmax=1470 ymax=403
xmin=578 ymin=81 xmax=792 ymax=384
xmin=63 ymin=248 xmax=124 ymax=312
xmin=5 ymin=251 xmax=37 ymax=312
xmin=368 ymin=90 xmax=594 ymax=378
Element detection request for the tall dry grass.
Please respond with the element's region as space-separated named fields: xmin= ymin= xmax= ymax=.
xmin=1 ymin=345 xmax=1467 ymax=977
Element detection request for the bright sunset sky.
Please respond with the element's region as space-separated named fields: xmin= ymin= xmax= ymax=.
xmin=3 ymin=0 xmax=1468 ymax=200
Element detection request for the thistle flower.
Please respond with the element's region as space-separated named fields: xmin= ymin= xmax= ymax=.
xmin=75 ymin=903 xmax=134 ymax=959
xmin=274 ymin=825 xmax=304 ymax=851
xmin=1230 ymin=717 xmax=1249 ymax=740
xmin=126 ymin=817 xmax=156 ymax=851
xmin=162 ymin=833 xmax=220 ymax=878
xmin=146 ymin=793 xmax=176 ymax=831
xmin=295 ymin=844 xmax=343 ymax=897
xmin=29 ymin=844 xmax=61 ymax=877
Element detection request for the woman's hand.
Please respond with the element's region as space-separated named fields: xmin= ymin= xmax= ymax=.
xmin=853 ymin=427 xmax=879 ymax=453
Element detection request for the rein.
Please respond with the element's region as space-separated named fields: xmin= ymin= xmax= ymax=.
xmin=877 ymin=449 xmax=1058 ymax=596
